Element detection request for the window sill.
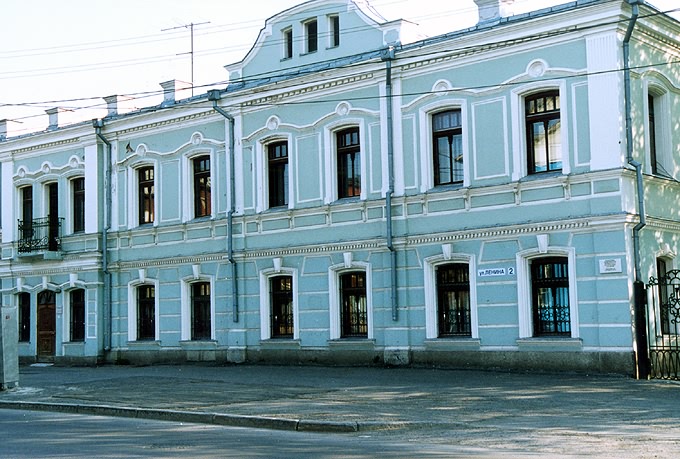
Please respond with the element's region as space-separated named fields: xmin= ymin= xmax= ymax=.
xmin=300 ymin=50 xmax=317 ymax=56
xmin=520 ymin=171 xmax=563 ymax=182
xmin=429 ymin=183 xmax=464 ymax=193
xmin=516 ymin=337 xmax=582 ymax=352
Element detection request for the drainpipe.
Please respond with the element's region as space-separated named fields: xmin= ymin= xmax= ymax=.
xmin=624 ymin=0 xmax=645 ymax=283
xmin=624 ymin=0 xmax=650 ymax=380
xmin=93 ymin=119 xmax=113 ymax=352
xmin=207 ymin=90 xmax=239 ymax=323
xmin=382 ymin=46 xmax=398 ymax=321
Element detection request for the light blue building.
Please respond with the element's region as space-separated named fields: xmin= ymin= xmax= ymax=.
xmin=1 ymin=0 xmax=679 ymax=376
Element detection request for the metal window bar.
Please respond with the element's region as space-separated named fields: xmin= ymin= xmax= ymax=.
xmin=17 ymin=217 xmax=63 ymax=253
xmin=647 ymin=269 xmax=680 ymax=380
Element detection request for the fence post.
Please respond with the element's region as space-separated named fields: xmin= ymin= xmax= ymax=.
xmin=633 ymin=281 xmax=650 ymax=379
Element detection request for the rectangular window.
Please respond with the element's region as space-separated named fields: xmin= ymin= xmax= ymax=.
xmin=193 ymin=156 xmax=211 ymax=218
xmin=20 ymin=186 xmax=33 ymax=241
xmin=340 ymin=272 xmax=367 ymax=338
xmin=137 ymin=285 xmax=155 ymax=341
xmin=648 ymin=94 xmax=659 ymax=175
xmin=47 ymin=183 xmax=59 ymax=251
xmin=436 ymin=264 xmax=471 ymax=337
xmin=432 ymin=110 xmax=463 ymax=185
xmin=18 ymin=292 xmax=30 ymax=342
xmin=270 ymin=276 xmax=294 ymax=338
xmin=329 ymin=15 xmax=340 ymax=48
xmin=268 ymin=141 xmax=289 ymax=208
xmin=72 ymin=177 xmax=85 ymax=233
xmin=305 ymin=19 xmax=318 ymax=53
xmin=526 ymin=91 xmax=561 ymax=174
xmin=283 ymin=27 xmax=293 ymax=59
xmin=531 ymin=257 xmax=570 ymax=336
xmin=337 ymin=127 xmax=361 ymax=199
xmin=70 ymin=289 xmax=85 ymax=342
xmin=191 ymin=282 xmax=211 ymax=340
xmin=138 ymin=166 xmax=154 ymax=225
xmin=657 ymin=258 xmax=671 ymax=335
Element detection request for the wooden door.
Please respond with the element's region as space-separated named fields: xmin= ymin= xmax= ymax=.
xmin=37 ymin=291 xmax=56 ymax=361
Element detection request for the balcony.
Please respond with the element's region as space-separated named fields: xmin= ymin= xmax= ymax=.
xmin=17 ymin=217 xmax=63 ymax=254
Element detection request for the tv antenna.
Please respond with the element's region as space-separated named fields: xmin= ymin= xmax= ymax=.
xmin=162 ymin=21 xmax=211 ymax=96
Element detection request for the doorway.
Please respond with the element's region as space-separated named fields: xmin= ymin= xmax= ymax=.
xmin=37 ymin=290 xmax=56 ymax=362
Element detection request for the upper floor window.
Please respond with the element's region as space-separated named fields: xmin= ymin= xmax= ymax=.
xmin=647 ymin=89 xmax=670 ymax=177
xmin=268 ymin=141 xmax=289 ymax=209
xmin=329 ymin=15 xmax=340 ymax=48
xmin=282 ymin=27 xmax=293 ymax=59
xmin=336 ymin=127 xmax=361 ymax=199
xmin=138 ymin=166 xmax=154 ymax=225
xmin=432 ymin=110 xmax=463 ymax=186
xmin=20 ymin=186 xmax=33 ymax=239
xmin=526 ymin=91 xmax=561 ymax=174
xmin=304 ymin=19 xmax=318 ymax=53
xmin=193 ymin=156 xmax=211 ymax=218
xmin=72 ymin=177 xmax=85 ymax=233
xmin=531 ymin=257 xmax=570 ymax=337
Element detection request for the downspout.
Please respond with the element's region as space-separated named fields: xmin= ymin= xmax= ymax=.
xmin=207 ymin=90 xmax=239 ymax=322
xmin=382 ymin=46 xmax=398 ymax=321
xmin=93 ymin=119 xmax=112 ymax=352
xmin=624 ymin=0 xmax=645 ymax=283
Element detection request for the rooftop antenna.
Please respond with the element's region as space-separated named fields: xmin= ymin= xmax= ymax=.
xmin=162 ymin=21 xmax=211 ymax=96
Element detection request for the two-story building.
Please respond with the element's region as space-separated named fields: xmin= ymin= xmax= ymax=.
xmin=1 ymin=0 xmax=679 ymax=376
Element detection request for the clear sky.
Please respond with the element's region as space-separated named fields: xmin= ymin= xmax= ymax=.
xmin=1 ymin=0 xmax=677 ymax=137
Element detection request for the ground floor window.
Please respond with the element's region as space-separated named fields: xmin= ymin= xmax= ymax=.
xmin=191 ymin=282 xmax=211 ymax=340
xmin=270 ymin=275 xmax=294 ymax=338
xmin=436 ymin=264 xmax=471 ymax=337
xmin=70 ymin=289 xmax=85 ymax=342
xmin=137 ymin=285 xmax=155 ymax=341
xmin=531 ymin=257 xmax=570 ymax=336
xmin=340 ymin=272 xmax=367 ymax=338
xmin=18 ymin=292 xmax=30 ymax=342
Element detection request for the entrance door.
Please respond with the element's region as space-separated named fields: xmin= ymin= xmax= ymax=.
xmin=37 ymin=291 xmax=56 ymax=362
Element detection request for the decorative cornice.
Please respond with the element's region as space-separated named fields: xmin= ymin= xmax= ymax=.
xmin=116 ymin=111 xmax=216 ymax=137
xmin=10 ymin=137 xmax=81 ymax=155
xmin=115 ymin=254 xmax=226 ymax=270
xmin=243 ymin=241 xmax=383 ymax=259
xmin=241 ymin=73 xmax=374 ymax=107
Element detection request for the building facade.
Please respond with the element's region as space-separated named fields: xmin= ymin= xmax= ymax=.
xmin=1 ymin=0 xmax=679 ymax=375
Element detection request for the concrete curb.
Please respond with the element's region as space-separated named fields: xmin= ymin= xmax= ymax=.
xmin=0 ymin=400 xmax=406 ymax=433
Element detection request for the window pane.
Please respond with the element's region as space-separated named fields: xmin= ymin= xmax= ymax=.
xmin=138 ymin=167 xmax=154 ymax=224
xmin=340 ymin=272 xmax=367 ymax=337
xmin=268 ymin=142 xmax=288 ymax=208
xmin=547 ymin=119 xmax=562 ymax=171
xmin=137 ymin=286 xmax=155 ymax=340
xmin=70 ymin=289 xmax=85 ymax=342
xmin=193 ymin=157 xmax=211 ymax=218
xmin=337 ymin=128 xmax=361 ymax=198
xmin=18 ymin=292 xmax=30 ymax=342
xmin=531 ymin=258 xmax=570 ymax=336
xmin=306 ymin=20 xmax=318 ymax=53
xmin=72 ymin=178 xmax=85 ymax=233
xmin=437 ymin=264 xmax=471 ymax=337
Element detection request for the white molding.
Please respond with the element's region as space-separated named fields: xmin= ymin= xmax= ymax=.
xmin=328 ymin=261 xmax=372 ymax=340
xmin=127 ymin=277 xmax=160 ymax=342
xmin=259 ymin=266 xmax=299 ymax=340
xmin=180 ymin=275 xmax=216 ymax=341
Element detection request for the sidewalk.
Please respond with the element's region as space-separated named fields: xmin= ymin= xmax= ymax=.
xmin=1 ymin=363 xmax=679 ymax=436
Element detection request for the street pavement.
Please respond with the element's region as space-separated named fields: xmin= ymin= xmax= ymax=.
xmin=1 ymin=363 xmax=679 ymax=455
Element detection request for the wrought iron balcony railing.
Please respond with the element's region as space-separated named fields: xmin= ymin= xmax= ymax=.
xmin=17 ymin=217 xmax=63 ymax=253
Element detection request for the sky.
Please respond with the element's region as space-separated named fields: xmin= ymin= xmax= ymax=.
xmin=1 ymin=0 xmax=678 ymax=137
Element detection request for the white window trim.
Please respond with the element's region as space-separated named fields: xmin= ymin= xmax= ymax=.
xmin=180 ymin=276 xmax=216 ymax=341
xmin=643 ymin=81 xmax=672 ymax=176
xmin=303 ymin=18 xmax=318 ymax=54
xmin=511 ymin=81 xmax=570 ymax=181
xmin=259 ymin=266 xmax=299 ymax=340
xmin=127 ymin=277 xmax=160 ymax=342
xmin=418 ymin=99 xmax=469 ymax=192
xmin=323 ymin=120 xmax=366 ymax=204
xmin=62 ymin=287 xmax=83 ymax=343
xmin=127 ymin=161 xmax=158 ymax=228
xmin=67 ymin=175 xmax=85 ymax=235
xmin=516 ymin=246 xmax=579 ymax=339
xmin=327 ymin=14 xmax=339 ymax=48
xmin=424 ymin=252 xmax=478 ymax=339
xmin=328 ymin=260 xmax=373 ymax=340
xmin=181 ymin=151 xmax=215 ymax=222
xmin=255 ymin=135 xmax=293 ymax=213
xmin=282 ymin=26 xmax=293 ymax=59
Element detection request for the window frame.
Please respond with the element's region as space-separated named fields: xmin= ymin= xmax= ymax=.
xmin=336 ymin=127 xmax=361 ymax=199
xmin=645 ymin=83 xmax=671 ymax=177
xmin=432 ymin=109 xmax=464 ymax=186
xmin=18 ymin=292 xmax=30 ymax=343
xmin=69 ymin=288 xmax=86 ymax=342
xmin=304 ymin=18 xmax=318 ymax=54
xmin=267 ymin=141 xmax=289 ymax=209
xmin=137 ymin=166 xmax=155 ymax=225
xmin=180 ymin=276 xmax=215 ymax=341
xmin=516 ymin=247 xmax=578 ymax=339
xmin=282 ymin=27 xmax=293 ymax=59
xmin=259 ymin=266 xmax=299 ymax=341
xmin=127 ymin=278 xmax=159 ymax=342
xmin=436 ymin=263 xmax=472 ymax=337
xmin=525 ymin=90 xmax=562 ymax=175
xmin=530 ymin=257 xmax=571 ymax=337
xmin=328 ymin=15 xmax=340 ymax=48
xmin=329 ymin=261 xmax=373 ymax=340
xmin=72 ymin=176 xmax=85 ymax=233
xmin=192 ymin=155 xmax=212 ymax=219
xmin=270 ymin=275 xmax=294 ymax=338
xmin=190 ymin=281 xmax=212 ymax=341
xmin=20 ymin=185 xmax=33 ymax=240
